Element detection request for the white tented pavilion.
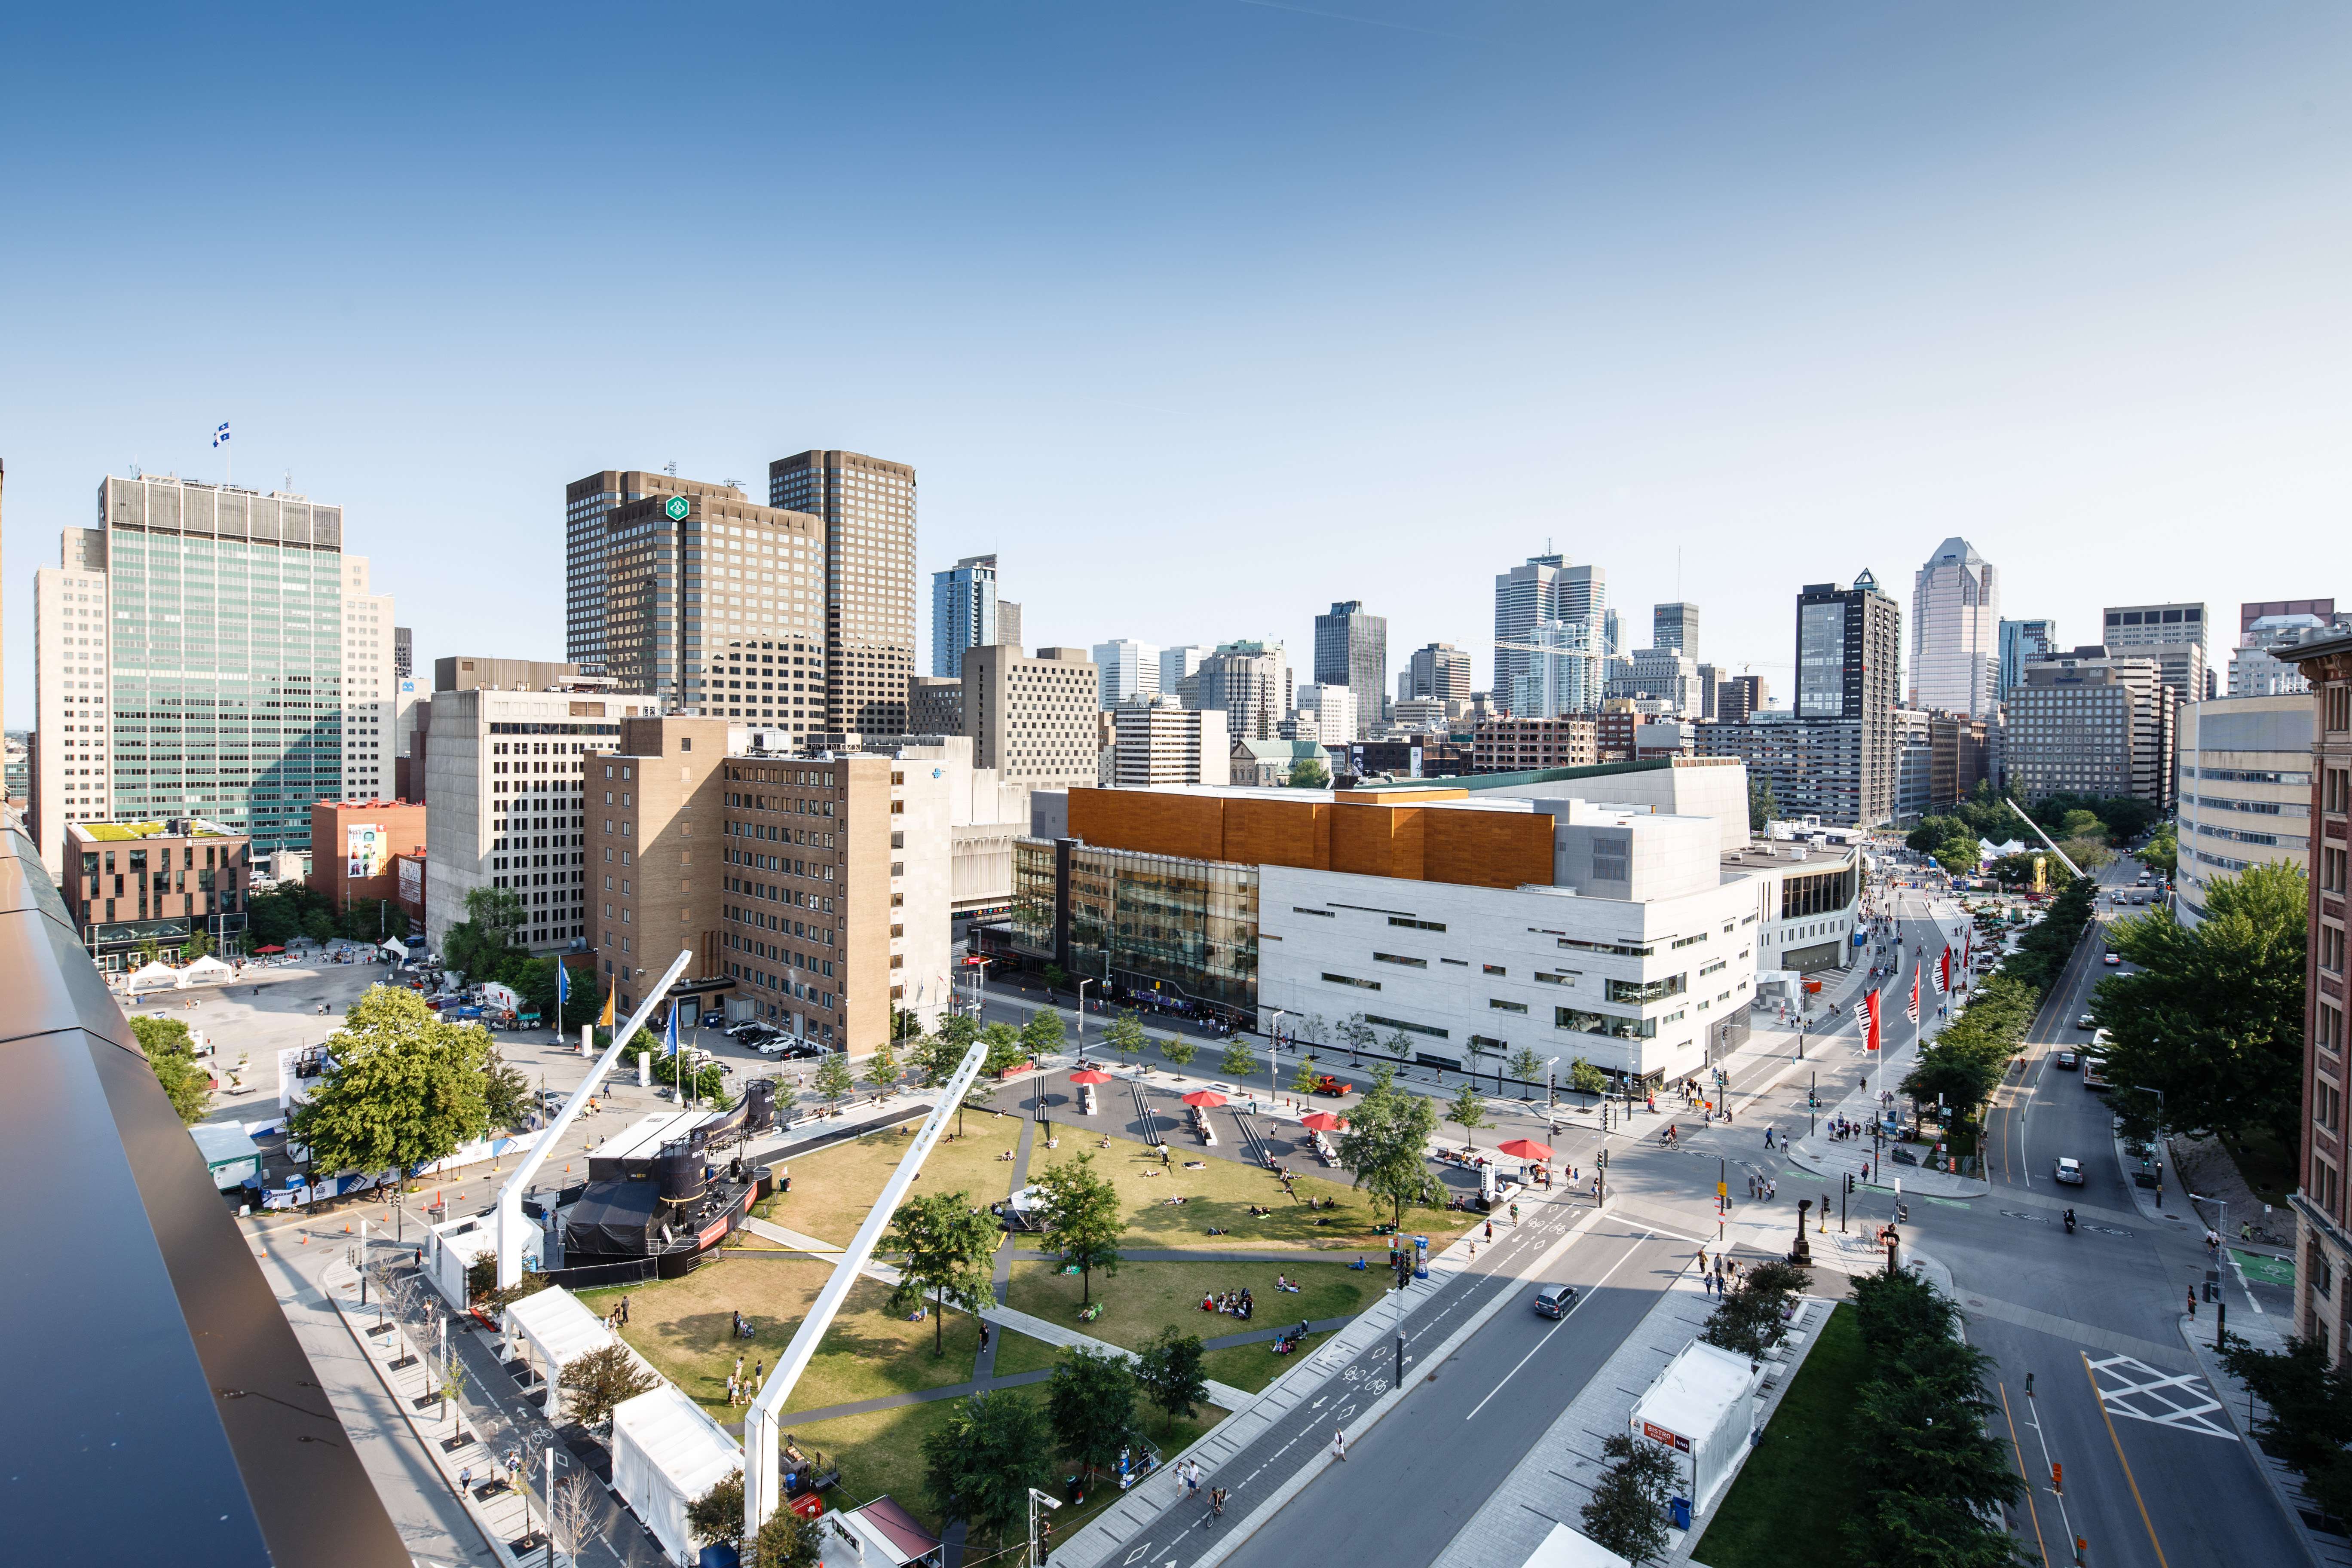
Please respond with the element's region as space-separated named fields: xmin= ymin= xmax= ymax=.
xmin=125 ymin=960 xmax=181 ymax=991
xmin=612 ymin=1383 xmax=744 ymax=1566
xmin=182 ymin=954 xmax=235 ymax=986
xmin=501 ymin=1286 xmax=617 ymax=1420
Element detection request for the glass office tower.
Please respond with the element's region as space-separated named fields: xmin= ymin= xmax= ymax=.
xmin=100 ymin=477 xmax=344 ymax=856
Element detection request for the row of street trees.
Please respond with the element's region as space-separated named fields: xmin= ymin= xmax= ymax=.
xmin=2092 ymin=861 xmax=2307 ymax=1155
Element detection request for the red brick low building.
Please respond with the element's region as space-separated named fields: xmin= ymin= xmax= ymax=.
xmin=308 ymin=799 xmax=428 ymax=915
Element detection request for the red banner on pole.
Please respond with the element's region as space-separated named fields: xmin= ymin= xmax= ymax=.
xmin=1938 ymin=946 xmax=1951 ymax=995
xmin=1864 ymin=988 xmax=1881 ymax=1052
xmin=1906 ymin=969 xmax=1921 ymax=1025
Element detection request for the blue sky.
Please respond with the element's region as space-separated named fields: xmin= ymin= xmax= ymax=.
xmin=6 ymin=2 xmax=2349 ymax=725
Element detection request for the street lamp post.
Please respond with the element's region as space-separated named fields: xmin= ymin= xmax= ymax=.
xmin=1028 ymin=1486 xmax=1062 ymax=1567
xmin=1075 ymin=977 xmax=1093 ymax=1062
xmin=1266 ymin=1008 xmax=1289 ymax=1105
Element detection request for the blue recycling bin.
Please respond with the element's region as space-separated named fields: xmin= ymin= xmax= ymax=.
xmin=1671 ymin=1497 xmax=1692 ymax=1531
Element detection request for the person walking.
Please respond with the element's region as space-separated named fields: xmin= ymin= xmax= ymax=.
xmin=2186 ymin=1288 xmax=2197 ymax=1320
xmin=1332 ymin=1428 xmax=1348 ymax=1462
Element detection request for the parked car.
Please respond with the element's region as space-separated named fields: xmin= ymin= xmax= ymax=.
xmin=2054 ymin=1050 xmax=2079 ymax=1069
xmin=1312 ymin=1075 xmax=1347 ymax=1096
xmin=726 ymin=1020 xmax=772 ymax=1041
xmin=2077 ymin=1014 xmax=2096 ymax=1029
xmin=2054 ymin=1157 xmax=2086 ymax=1185
xmin=1532 ymin=1283 xmax=1577 ymax=1319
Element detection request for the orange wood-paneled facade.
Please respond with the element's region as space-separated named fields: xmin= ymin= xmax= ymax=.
xmin=1063 ymin=789 xmax=1552 ymax=891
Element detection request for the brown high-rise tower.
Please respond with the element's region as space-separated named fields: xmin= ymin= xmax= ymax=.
xmin=769 ymin=450 xmax=916 ymax=735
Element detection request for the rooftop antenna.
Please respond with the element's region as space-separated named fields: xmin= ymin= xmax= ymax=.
xmin=723 ymin=477 xmax=744 ymax=490
xmin=664 ymin=460 xmax=679 ymax=477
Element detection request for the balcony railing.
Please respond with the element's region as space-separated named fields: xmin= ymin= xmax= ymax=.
xmin=0 ymin=825 xmax=407 ymax=1565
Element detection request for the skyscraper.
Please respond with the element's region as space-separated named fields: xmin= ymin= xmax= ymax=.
xmin=2100 ymin=602 xmax=2208 ymax=706
xmin=1160 ymin=645 xmax=1207 ymax=701
xmin=769 ymin=450 xmax=918 ymax=736
xmin=566 ymin=470 xmax=739 ymax=677
xmin=1997 ymin=618 xmax=2058 ymax=693
xmin=337 ymin=557 xmax=397 ymax=802
xmin=1795 ymin=570 xmax=1901 ymax=824
xmin=1091 ymin=640 xmax=1161 ymax=708
xmin=931 ymin=554 xmax=999 ymax=677
xmin=1910 ymin=537 xmax=2000 ymax=717
xmin=1313 ymin=600 xmax=1386 ymax=741
xmin=1494 ymin=554 xmax=1606 ymax=714
xmin=1653 ymin=603 xmax=1699 ymax=662
xmin=1510 ymin=619 xmax=1603 ymax=718
xmin=1197 ymin=640 xmax=1291 ymax=741
xmin=1403 ymin=642 xmax=1473 ymax=703
xmin=596 ymin=484 xmax=825 ymax=726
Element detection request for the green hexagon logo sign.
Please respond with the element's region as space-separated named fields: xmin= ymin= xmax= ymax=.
xmin=664 ymin=494 xmax=690 ymax=522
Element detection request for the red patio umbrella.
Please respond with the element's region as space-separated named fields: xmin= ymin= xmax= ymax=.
xmin=254 ymin=945 xmax=285 ymax=954
xmin=1496 ymin=1137 xmax=1554 ymax=1161
xmin=1299 ymin=1111 xmax=1348 ymax=1132
xmin=1181 ymin=1090 xmax=1227 ymax=1108
xmin=1068 ymin=1069 xmax=1114 ymax=1085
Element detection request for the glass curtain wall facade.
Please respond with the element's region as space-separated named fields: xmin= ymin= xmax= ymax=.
xmin=102 ymin=479 xmax=343 ymax=855
xmin=1012 ymin=838 xmax=1260 ymax=1014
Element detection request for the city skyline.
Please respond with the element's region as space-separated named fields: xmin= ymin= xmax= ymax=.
xmin=7 ymin=5 xmax=2352 ymax=727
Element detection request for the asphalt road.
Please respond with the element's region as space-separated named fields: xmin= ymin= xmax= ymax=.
xmin=1214 ymin=1228 xmax=1691 ymax=1568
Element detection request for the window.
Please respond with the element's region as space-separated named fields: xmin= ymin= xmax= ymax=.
xmin=1364 ymin=1014 xmax=1449 ymax=1039
xmin=1534 ymin=971 xmax=1575 ymax=985
xmin=1373 ymin=952 xmax=1427 ymax=968
xmin=1555 ymin=1005 xmax=1656 ymax=1041
xmin=1671 ymin=932 xmax=1708 ymax=949
xmin=1388 ymin=916 xmax=1446 ymax=932
xmin=1292 ymin=906 xmax=1334 ymax=918
xmin=1488 ymin=998 xmax=1528 ymax=1014
xmin=2326 ymin=925 xmax=2347 ymax=977
xmin=1323 ymin=972 xmax=1381 ymax=990
xmin=1606 ymin=973 xmax=1687 ymax=1004
xmin=1556 ymin=936 xmax=1655 ymax=958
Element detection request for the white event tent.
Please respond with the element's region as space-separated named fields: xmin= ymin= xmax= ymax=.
xmin=612 ymin=1382 xmax=744 ymax=1565
xmin=500 ymin=1286 xmax=617 ymax=1420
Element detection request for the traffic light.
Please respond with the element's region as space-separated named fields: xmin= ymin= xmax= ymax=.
xmin=1844 ymin=1172 xmax=1856 ymax=1194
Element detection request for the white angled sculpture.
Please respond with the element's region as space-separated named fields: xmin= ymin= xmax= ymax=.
xmin=743 ymin=1035 xmax=992 ymax=1536
xmin=493 ymin=948 xmax=695 ymax=1289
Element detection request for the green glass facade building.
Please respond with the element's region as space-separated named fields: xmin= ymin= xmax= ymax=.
xmin=1012 ymin=837 xmax=1260 ymax=1017
xmin=100 ymin=478 xmax=344 ymax=855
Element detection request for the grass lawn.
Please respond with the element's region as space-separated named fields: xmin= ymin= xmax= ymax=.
xmin=1027 ymin=1137 xmax=1474 ymax=1251
xmin=771 ymin=1110 xmax=1025 ymax=1245
xmin=989 ymin=1328 xmax=1062 ymax=1379
xmin=1004 ymin=1257 xmax=1379 ymax=1356
xmin=1692 ymin=1302 xmax=1868 ymax=1568
xmin=578 ymin=1254 xmax=982 ymax=1423
xmin=790 ymin=1382 xmax=1222 ymax=1541
xmin=992 ymin=1316 xmax=1341 ymax=1396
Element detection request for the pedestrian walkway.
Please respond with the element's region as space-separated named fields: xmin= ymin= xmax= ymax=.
xmin=321 ymin=1256 xmax=545 ymax=1567
xmin=741 ymin=1216 xmax=841 ymax=1253
xmin=2178 ymin=1308 xmax=2352 ymax=1568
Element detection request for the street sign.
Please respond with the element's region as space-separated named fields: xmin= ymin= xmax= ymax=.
xmin=664 ymin=494 xmax=690 ymax=521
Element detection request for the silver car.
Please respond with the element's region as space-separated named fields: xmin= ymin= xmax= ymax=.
xmin=2054 ymin=1157 xmax=2086 ymax=1186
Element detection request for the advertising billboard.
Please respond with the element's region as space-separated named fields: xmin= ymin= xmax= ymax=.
xmin=346 ymin=822 xmax=387 ymax=881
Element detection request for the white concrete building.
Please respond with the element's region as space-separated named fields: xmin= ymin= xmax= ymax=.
xmin=1112 ymin=697 xmax=1231 ymax=787
xmin=31 ymin=550 xmax=115 ymax=874
xmin=1293 ymin=683 xmax=1359 ymax=747
xmin=1910 ymin=536 xmax=2001 ymax=719
xmin=1091 ymin=639 xmax=1161 ymax=708
xmin=1258 ymin=799 xmax=1758 ymax=1084
xmin=338 ymin=557 xmax=398 ymax=802
xmin=423 ymin=683 xmax=659 ymax=957
xmin=2176 ymin=694 xmax=2313 ymax=927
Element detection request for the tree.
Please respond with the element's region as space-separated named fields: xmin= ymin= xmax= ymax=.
xmin=441 ymin=885 xmax=526 ymax=982
xmin=1508 ymin=1047 xmax=1542 ymax=1086
xmin=1046 ymin=1346 xmax=1140 ymax=1483
xmin=2220 ymin=1333 xmax=2352 ymax=1516
xmin=1290 ymin=1055 xmax=1323 ymax=1095
xmin=686 ymin=1473 xmax=747 ymax=1551
xmin=548 ymin=1473 xmax=600 ymax=1567
xmin=980 ymin=1020 xmax=1029 ymax=1076
xmin=865 ymin=1036 xmax=901 ymax=1094
xmin=2139 ymin=823 xmax=2179 ymax=879
xmin=1287 ymin=755 xmax=1330 ymax=789
xmin=1568 ymin=1057 xmax=1609 ymax=1099
xmin=1580 ymin=1433 xmax=1678 ymax=1565
xmin=302 ymin=908 xmax=337 ymax=945
xmin=1021 ymin=1006 xmax=1068 ymax=1063
xmin=2094 ymin=863 xmax=2306 ymax=1148
xmin=881 ymin=1189 xmax=1001 ymax=1356
xmin=1699 ymin=1260 xmax=1809 ymax=1357
xmin=1384 ymin=1029 xmax=1415 ymax=1064
xmin=813 ymin=1049 xmax=855 ymax=1108
xmin=559 ymin=1342 xmax=656 ymax=1429
xmin=917 ymin=1014 xmax=976 ymax=1086
xmin=1106 ymin=1008 xmax=1147 ymax=1066
xmin=1748 ymin=777 xmax=1779 ymax=834
xmin=130 ymin=1015 xmax=213 ymax=1126
xmin=1034 ymin=1150 xmax=1123 ymax=1304
xmin=1041 ymin=962 xmax=1069 ymax=992
xmin=1222 ymin=1037 xmax=1259 ymax=1079
xmin=1160 ymin=1032 xmax=1198 ymax=1076
xmin=1338 ymin=1013 xmax=1377 ymax=1061
xmin=178 ymin=930 xmax=214 ymax=963
xmin=288 ymin=987 xmax=493 ymax=1176
xmin=749 ymin=1502 xmax=823 ymax=1568
xmin=1134 ymin=1325 xmax=1209 ymax=1428
xmin=1337 ymin=1064 xmax=1439 ymax=1226
xmin=1933 ymin=834 xmax=1981 ymax=873
xmin=483 ymin=1048 xmax=533 ymax=1132
xmin=1447 ymin=1081 xmax=1488 ymax=1147
xmin=922 ymin=1390 xmax=1055 ymax=1544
